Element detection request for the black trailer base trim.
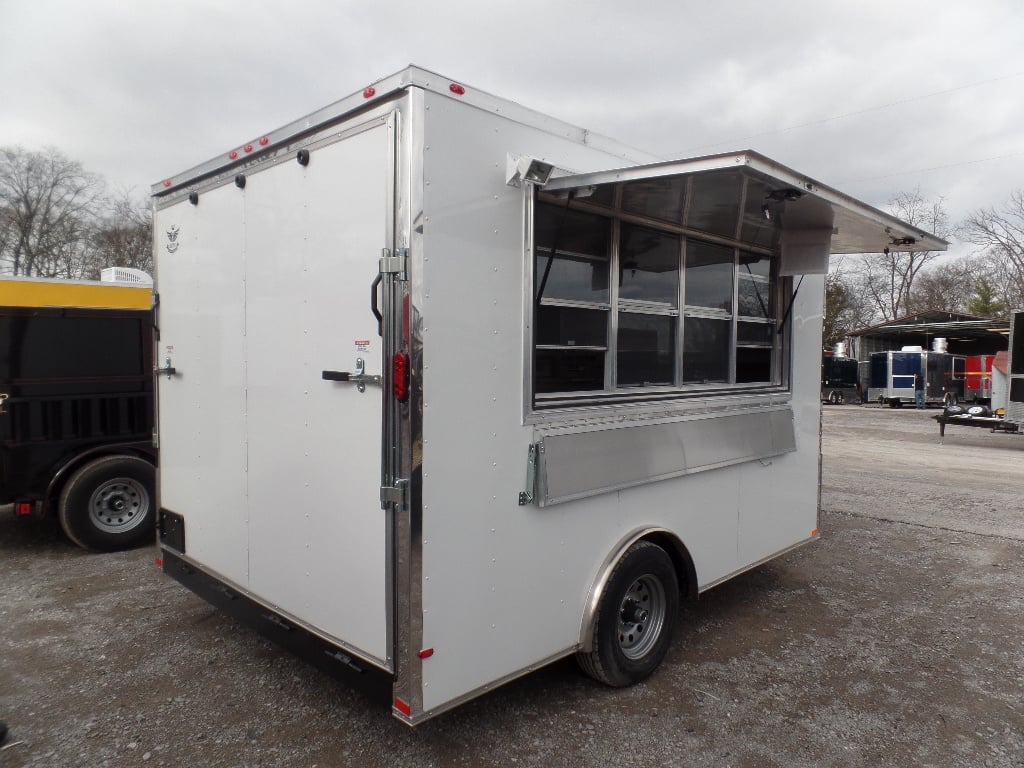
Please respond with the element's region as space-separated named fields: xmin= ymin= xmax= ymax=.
xmin=160 ymin=549 xmax=394 ymax=707
xmin=158 ymin=508 xmax=186 ymax=552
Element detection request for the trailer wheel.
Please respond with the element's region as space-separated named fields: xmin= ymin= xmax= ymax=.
xmin=577 ymin=541 xmax=679 ymax=687
xmin=58 ymin=456 xmax=155 ymax=552
xmin=943 ymin=393 xmax=958 ymax=407
xmin=828 ymin=391 xmax=844 ymax=405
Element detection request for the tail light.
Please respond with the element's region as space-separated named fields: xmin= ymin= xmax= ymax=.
xmin=393 ymin=352 xmax=410 ymax=402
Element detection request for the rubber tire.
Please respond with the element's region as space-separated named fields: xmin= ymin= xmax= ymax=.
xmin=577 ymin=541 xmax=679 ymax=687
xmin=967 ymin=405 xmax=990 ymax=417
xmin=944 ymin=404 xmax=965 ymax=416
xmin=828 ymin=391 xmax=844 ymax=405
xmin=58 ymin=455 xmax=156 ymax=552
xmin=944 ymin=393 xmax=958 ymax=407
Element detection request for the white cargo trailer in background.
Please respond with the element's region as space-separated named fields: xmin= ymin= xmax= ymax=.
xmin=152 ymin=66 xmax=947 ymax=723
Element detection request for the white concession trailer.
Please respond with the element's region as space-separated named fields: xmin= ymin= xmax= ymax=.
xmin=152 ymin=66 xmax=946 ymax=723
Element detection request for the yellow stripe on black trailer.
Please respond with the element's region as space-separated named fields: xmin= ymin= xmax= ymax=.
xmin=0 ymin=277 xmax=151 ymax=310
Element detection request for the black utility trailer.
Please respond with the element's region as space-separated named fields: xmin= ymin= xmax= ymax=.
xmin=0 ymin=277 xmax=156 ymax=551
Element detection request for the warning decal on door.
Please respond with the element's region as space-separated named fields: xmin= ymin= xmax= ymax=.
xmin=355 ymin=340 xmax=371 ymax=352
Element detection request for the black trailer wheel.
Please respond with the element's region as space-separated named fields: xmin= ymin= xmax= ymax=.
xmin=944 ymin=392 xmax=959 ymax=407
xmin=58 ymin=456 xmax=156 ymax=551
xmin=828 ymin=390 xmax=844 ymax=405
xmin=577 ymin=541 xmax=679 ymax=687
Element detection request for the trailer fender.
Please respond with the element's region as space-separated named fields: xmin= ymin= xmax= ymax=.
xmin=578 ymin=527 xmax=696 ymax=653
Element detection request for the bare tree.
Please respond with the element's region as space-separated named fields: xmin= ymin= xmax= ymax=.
xmin=0 ymin=146 xmax=106 ymax=277
xmin=960 ymin=189 xmax=1024 ymax=308
xmin=85 ymin=190 xmax=153 ymax=278
xmin=857 ymin=190 xmax=950 ymax=321
xmin=904 ymin=259 xmax=974 ymax=315
xmin=824 ymin=258 xmax=877 ymax=344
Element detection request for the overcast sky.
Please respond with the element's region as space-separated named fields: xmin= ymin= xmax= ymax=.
xmin=2 ymin=0 xmax=1022 ymax=257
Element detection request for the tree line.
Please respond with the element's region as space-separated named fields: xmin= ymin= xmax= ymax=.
xmin=0 ymin=146 xmax=152 ymax=280
xmin=3 ymin=145 xmax=1023 ymax=337
xmin=825 ymin=188 xmax=1024 ymax=344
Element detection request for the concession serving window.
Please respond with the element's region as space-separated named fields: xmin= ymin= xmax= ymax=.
xmin=521 ymin=151 xmax=946 ymax=505
xmin=528 ymin=151 xmax=948 ymax=410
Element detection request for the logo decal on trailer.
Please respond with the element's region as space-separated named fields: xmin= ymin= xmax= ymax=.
xmin=355 ymin=340 xmax=371 ymax=352
xmin=166 ymin=225 xmax=181 ymax=254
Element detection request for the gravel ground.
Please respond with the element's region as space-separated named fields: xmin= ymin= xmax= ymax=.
xmin=1 ymin=405 xmax=1022 ymax=768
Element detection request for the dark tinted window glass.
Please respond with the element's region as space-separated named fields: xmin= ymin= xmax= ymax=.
xmin=740 ymin=179 xmax=782 ymax=248
xmin=738 ymin=279 xmax=772 ymax=319
xmin=0 ymin=314 xmax=143 ymax=379
xmin=535 ymin=252 xmax=609 ymax=303
xmin=736 ymin=347 xmax=772 ymax=383
xmin=619 ymin=225 xmax=680 ymax=305
xmin=621 ymin=177 xmax=687 ymax=225
xmin=685 ymin=241 xmax=733 ymax=311
xmin=535 ymin=203 xmax=609 ymax=259
xmin=683 ymin=317 xmax=730 ymax=383
xmin=617 ymin=313 xmax=674 ymax=386
xmin=686 ymin=171 xmax=743 ymax=237
xmin=536 ymin=306 xmax=607 ymax=347
xmin=536 ymin=349 xmax=605 ymax=393
xmin=739 ymin=251 xmax=771 ymax=279
xmin=737 ymin=321 xmax=773 ymax=345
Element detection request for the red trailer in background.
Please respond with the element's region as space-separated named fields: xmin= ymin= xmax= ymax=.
xmin=964 ymin=354 xmax=995 ymax=403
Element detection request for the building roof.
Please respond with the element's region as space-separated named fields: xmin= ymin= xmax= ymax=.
xmin=848 ymin=310 xmax=1009 ymax=343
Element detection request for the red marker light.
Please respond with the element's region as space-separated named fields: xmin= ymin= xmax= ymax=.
xmin=229 ymin=150 xmax=239 ymax=160
xmin=417 ymin=648 xmax=434 ymax=659
xmin=162 ymin=180 xmax=172 ymax=188
xmin=393 ymin=352 xmax=410 ymax=402
xmin=259 ymin=136 xmax=269 ymax=146
xmin=14 ymin=502 xmax=33 ymax=516
xmin=394 ymin=697 xmax=412 ymax=717
xmin=449 ymin=83 xmax=465 ymax=95
xmin=244 ymin=144 xmax=253 ymax=153
xmin=363 ymin=87 xmax=376 ymax=99
xmin=154 ymin=557 xmax=164 ymax=568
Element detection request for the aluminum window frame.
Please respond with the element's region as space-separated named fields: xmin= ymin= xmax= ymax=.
xmin=528 ymin=180 xmax=788 ymax=412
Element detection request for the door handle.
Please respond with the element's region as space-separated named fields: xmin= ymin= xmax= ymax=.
xmin=322 ymin=358 xmax=381 ymax=393
xmin=370 ymin=274 xmax=383 ymax=337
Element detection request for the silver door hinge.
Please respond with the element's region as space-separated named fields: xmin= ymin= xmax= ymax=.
xmin=381 ymin=478 xmax=409 ymax=508
xmin=379 ymin=248 xmax=409 ymax=280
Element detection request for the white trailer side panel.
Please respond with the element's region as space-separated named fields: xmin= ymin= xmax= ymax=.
xmin=414 ymin=93 xmax=821 ymax=714
xmin=737 ymin=284 xmax=823 ymax=566
xmin=155 ymin=185 xmax=249 ymax=585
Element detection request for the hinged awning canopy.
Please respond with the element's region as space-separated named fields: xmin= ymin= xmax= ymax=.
xmin=541 ymin=151 xmax=947 ymax=274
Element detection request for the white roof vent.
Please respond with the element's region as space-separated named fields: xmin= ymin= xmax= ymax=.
xmin=101 ymin=267 xmax=153 ymax=285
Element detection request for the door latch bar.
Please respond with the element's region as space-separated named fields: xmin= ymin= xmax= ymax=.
xmin=322 ymin=358 xmax=382 ymax=393
xmin=155 ymin=356 xmax=178 ymax=379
